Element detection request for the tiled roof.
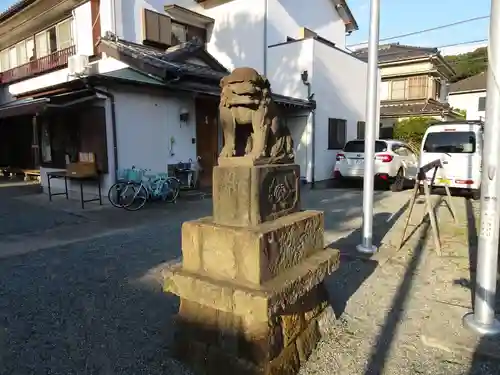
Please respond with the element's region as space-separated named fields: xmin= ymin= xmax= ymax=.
xmin=449 ymin=72 xmax=487 ymax=93
xmin=0 ymin=0 xmax=36 ymax=22
xmin=97 ymin=34 xmax=314 ymax=109
xmin=353 ymin=43 xmax=438 ymax=63
xmin=98 ymin=33 xmax=228 ymax=81
xmin=380 ymin=98 xmax=459 ymax=118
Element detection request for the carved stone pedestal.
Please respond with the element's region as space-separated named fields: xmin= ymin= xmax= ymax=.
xmin=164 ymin=161 xmax=339 ymax=375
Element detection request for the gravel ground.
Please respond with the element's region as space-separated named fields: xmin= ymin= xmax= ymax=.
xmin=0 ymin=222 xmax=190 ymax=375
xmin=0 ymin=186 xmax=498 ymax=374
xmin=298 ymin=196 xmax=500 ymax=375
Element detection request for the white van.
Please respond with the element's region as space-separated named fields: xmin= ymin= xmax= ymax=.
xmin=420 ymin=120 xmax=483 ymax=199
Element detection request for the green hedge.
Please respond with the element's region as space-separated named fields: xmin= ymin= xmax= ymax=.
xmin=393 ymin=117 xmax=435 ymax=155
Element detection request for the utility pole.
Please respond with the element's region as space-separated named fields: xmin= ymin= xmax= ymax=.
xmin=463 ymin=0 xmax=500 ymax=336
xmin=357 ymin=0 xmax=380 ymax=254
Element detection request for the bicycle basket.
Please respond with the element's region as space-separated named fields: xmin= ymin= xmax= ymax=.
xmin=116 ymin=168 xmax=131 ymax=181
xmin=127 ymin=168 xmax=144 ymax=183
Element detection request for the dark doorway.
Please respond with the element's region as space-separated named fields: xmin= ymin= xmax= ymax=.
xmin=195 ymin=96 xmax=219 ymax=188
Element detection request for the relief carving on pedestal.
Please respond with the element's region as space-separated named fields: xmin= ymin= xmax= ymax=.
xmin=260 ymin=167 xmax=299 ymax=221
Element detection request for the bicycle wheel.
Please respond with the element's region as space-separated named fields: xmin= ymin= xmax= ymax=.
xmin=163 ymin=177 xmax=180 ymax=203
xmin=123 ymin=184 xmax=148 ymax=211
xmin=108 ymin=182 xmax=136 ymax=208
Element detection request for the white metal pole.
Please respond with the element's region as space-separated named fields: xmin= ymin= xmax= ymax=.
xmin=357 ymin=0 xmax=380 ymax=254
xmin=463 ymin=0 xmax=500 ymax=336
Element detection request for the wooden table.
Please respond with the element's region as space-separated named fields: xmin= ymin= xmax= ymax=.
xmin=47 ymin=170 xmax=102 ymax=209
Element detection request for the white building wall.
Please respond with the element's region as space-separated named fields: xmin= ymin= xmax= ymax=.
xmin=267 ymin=39 xmax=314 ymax=99
xmin=114 ymin=0 xmax=347 ymax=74
xmin=312 ymin=40 xmax=368 ymax=181
xmin=267 ymin=0 xmax=346 ymax=49
xmin=39 ymin=87 xmax=197 ymax=197
xmin=448 ymin=91 xmax=486 ymax=121
xmin=112 ymin=89 xmax=197 ymax=174
xmin=117 ymin=0 xmax=266 ymax=72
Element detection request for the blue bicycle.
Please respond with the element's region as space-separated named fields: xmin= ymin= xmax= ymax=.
xmin=108 ymin=167 xmax=180 ymax=211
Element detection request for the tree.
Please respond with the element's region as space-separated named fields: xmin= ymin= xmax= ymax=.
xmin=393 ymin=117 xmax=435 ymax=153
xmin=445 ymin=47 xmax=488 ymax=83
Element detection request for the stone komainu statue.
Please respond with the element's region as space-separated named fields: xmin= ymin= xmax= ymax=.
xmin=219 ymin=67 xmax=294 ymax=163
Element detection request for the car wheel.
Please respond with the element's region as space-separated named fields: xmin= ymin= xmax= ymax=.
xmin=390 ymin=168 xmax=405 ymax=192
xmin=471 ymin=188 xmax=481 ymax=201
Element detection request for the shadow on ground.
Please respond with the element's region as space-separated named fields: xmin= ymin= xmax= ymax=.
xmin=323 ymin=192 xmax=411 ymax=318
xmin=450 ymin=199 xmax=500 ymax=375
xmin=0 ymin=185 xmax=407 ymax=374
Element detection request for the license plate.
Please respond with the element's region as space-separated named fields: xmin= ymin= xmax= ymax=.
xmin=438 ymin=178 xmax=451 ymax=185
xmin=354 ymin=159 xmax=364 ymax=165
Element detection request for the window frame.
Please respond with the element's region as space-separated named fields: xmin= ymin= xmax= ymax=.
xmin=478 ymin=96 xmax=486 ymax=111
xmin=0 ymin=17 xmax=74 ymax=72
xmin=171 ymin=22 xmax=187 ymax=44
xmin=407 ymin=75 xmax=428 ymax=100
xmin=390 ymin=79 xmax=407 ymax=100
xmin=356 ymin=121 xmax=365 ymax=139
xmin=328 ymin=118 xmax=347 ymax=150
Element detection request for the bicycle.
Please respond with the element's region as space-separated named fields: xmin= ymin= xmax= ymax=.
xmin=108 ymin=167 xmax=144 ymax=208
xmin=124 ymin=170 xmax=181 ymax=211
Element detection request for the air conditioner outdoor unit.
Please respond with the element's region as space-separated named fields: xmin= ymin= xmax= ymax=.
xmin=68 ymin=54 xmax=89 ymax=76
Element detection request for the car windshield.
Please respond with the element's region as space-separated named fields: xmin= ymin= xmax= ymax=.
xmin=343 ymin=140 xmax=388 ymax=153
xmin=423 ymin=131 xmax=476 ymax=154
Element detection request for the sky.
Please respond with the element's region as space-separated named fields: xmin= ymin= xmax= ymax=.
xmin=0 ymin=0 xmax=491 ymax=55
xmin=347 ymin=0 xmax=491 ymax=54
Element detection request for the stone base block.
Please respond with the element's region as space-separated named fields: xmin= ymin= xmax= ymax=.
xmin=181 ymin=210 xmax=324 ymax=284
xmin=212 ymin=164 xmax=300 ymax=227
xmin=164 ymin=247 xmax=339 ymax=320
xmin=172 ymin=283 xmax=332 ymax=375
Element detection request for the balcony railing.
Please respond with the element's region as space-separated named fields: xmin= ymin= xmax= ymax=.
xmin=0 ymin=45 xmax=76 ymax=84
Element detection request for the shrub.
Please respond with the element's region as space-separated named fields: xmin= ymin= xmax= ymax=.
xmin=393 ymin=117 xmax=435 ymax=154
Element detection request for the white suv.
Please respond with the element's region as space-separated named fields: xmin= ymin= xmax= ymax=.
xmin=333 ymin=139 xmax=419 ymax=191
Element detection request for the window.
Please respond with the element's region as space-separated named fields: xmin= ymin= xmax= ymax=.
xmin=0 ymin=49 xmax=9 ymax=71
xmin=0 ymin=18 xmax=73 ymax=72
xmin=47 ymin=27 xmax=57 ymax=54
xmin=172 ymin=22 xmax=187 ymax=44
xmin=478 ymin=96 xmax=486 ymax=111
xmin=392 ymin=144 xmax=409 ymax=156
xmin=390 ymin=80 xmax=406 ymax=100
xmin=434 ymin=80 xmax=442 ymax=100
xmin=56 ymin=19 xmax=73 ymax=50
xmin=16 ymin=41 xmax=27 ymax=66
xmin=143 ymin=8 xmax=172 ymax=46
xmin=41 ymin=120 xmax=52 ymax=163
xmin=408 ymin=76 xmax=428 ymax=99
xmin=35 ymin=32 xmax=49 ymax=58
xmin=344 ymin=140 xmax=388 ymax=153
xmin=186 ymin=24 xmax=206 ymax=43
xmin=423 ymin=131 xmax=476 ymax=154
xmin=379 ymin=127 xmax=394 ymax=139
xmin=327 ymin=118 xmax=346 ymax=149
xmin=357 ymin=121 xmax=365 ymax=139
xmin=8 ymin=47 xmax=17 ymax=69
xmin=26 ymin=38 xmax=35 ymax=61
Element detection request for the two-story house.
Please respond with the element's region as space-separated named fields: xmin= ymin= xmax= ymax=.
xmin=354 ymin=43 xmax=462 ymax=138
xmin=447 ymin=71 xmax=487 ymax=121
xmin=0 ymin=0 xmax=367 ymax=196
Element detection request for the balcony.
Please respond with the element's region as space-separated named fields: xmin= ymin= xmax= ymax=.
xmin=0 ymin=45 xmax=76 ymax=85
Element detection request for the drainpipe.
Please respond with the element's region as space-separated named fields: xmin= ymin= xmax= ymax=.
xmin=84 ymin=78 xmax=118 ymax=183
xmin=301 ymin=70 xmax=315 ymax=188
xmin=263 ymin=0 xmax=268 ymax=76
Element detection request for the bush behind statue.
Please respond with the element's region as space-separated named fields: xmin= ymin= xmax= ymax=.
xmin=393 ymin=117 xmax=435 ymax=155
